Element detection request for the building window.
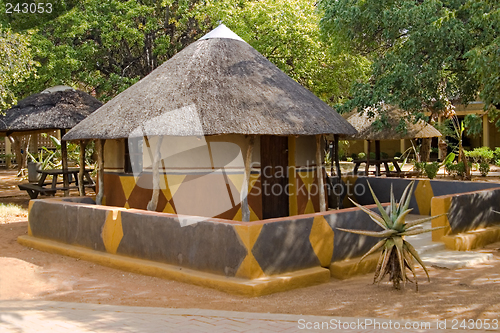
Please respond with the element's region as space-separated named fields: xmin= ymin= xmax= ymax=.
xmin=125 ymin=137 xmax=143 ymax=173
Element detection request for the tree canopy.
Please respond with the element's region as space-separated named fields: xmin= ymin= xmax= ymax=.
xmin=0 ymin=0 xmax=368 ymax=108
xmin=319 ymin=0 xmax=500 ymax=122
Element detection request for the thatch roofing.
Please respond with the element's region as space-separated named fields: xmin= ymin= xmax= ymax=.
xmin=344 ymin=106 xmax=442 ymax=140
xmin=63 ymin=25 xmax=357 ymax=141
xmin=0 ymin=88 xmax=102 ymax=136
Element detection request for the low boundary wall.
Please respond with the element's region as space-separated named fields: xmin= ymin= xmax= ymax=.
xmin=22 ymin=197 xmax=384 ymax=295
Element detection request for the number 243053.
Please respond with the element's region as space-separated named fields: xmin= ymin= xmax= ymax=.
xmin=5 ymin=3 xmax=52 ymax=14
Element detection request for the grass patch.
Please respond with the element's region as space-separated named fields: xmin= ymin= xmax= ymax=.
xmin=0 ymin=203 xmax=28 ymax=223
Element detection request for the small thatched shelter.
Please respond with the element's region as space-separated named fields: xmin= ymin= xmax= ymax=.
xmin=0 ymin=87 xmax=102 ymax=136
xmin=64 ymin=25 xmax=356 ymax=220
xmin=0 ymin=86 xmax=102 ymax=192
xmin=344 ymin=105 xmax=442 ymax=175
xmin=344 ymin=106 xmax=442 ymax=141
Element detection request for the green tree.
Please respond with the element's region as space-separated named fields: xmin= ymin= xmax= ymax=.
xmin=0 ymin=28 xmax=37 ymax=109
xmin=200 ymin=0 xmax=370 ymax=105
xmin=319 ymin=0 xmax=499 ymax=160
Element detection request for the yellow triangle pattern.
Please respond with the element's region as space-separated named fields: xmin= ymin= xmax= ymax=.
xmin=304 ymin=199 xmax=315 ymax=214
xmin=227 ymin=174 xmax=244 ymax=195
xmin=309 ymin=216 xmax=334 ymax=267
xmin=120 ymin=176 xmax=137 ymax=200
xmin=163 ymin=202 xmax=176 ymax=214
xmin=102 ymin=210 xmax=124 ymax=254
xmin=298 ymin=170 xmax=315 ymax=194
xmin=234 ymin=224 xmax=265 ymax=279
xmin=165 ymin=174 xmax=186 ymax=198
xmin=233 ymin=206 xmax=259 ymax=222
xmin=414 ymin=180 xmax=434 ymax=215
xmin=124 ymin=202 xmax=130 ymax=209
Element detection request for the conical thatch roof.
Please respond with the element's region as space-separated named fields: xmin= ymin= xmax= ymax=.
xmin=0 ymin=88 xmax=102 ymax=136
xmin=63 ymin=25 xmax=357 ymax=141
xmin=344 ymin=106 xmax=442 ymax=140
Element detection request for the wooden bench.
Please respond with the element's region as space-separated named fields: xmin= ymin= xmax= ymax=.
xmin=18 ymin=183 xmax=96 ymax=199
xmin=18 ymin=184 xmax=57 ymax=199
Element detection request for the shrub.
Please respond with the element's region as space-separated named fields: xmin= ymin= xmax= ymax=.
xmin=381 ymin=152 xmax=389 ymax=159
xmin=369 ymin=152 xmax=376 ymax=159
xmin=351 ymin=153 xmax=358 ymax=159
xmin=414 ymin=162 xmax=426 ymax=175
xmin=456 ymin=161 xmax=466 ymax=178
xmin=358 ymin=152 xmax=366 ymax=159
xmin=479 ymin=162 xmax=490 ymax=177
xmin=346 ymin=157 xmax=353 ymax=162
xmin=465 ymin=147 xmax=493 ymax=164
xmin=445 ymin=161 xmax=457 ymax=176
xmin=394 ymin=152 xmax=402 ymax=159
xmin=338 ymin=181 xmax=445 ymax=291
xmin=424 ymin=162 xmax=439 ymax=179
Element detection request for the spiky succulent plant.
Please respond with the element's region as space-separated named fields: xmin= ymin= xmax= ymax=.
xmin=338 ymin=181 xmax=446 ymax=290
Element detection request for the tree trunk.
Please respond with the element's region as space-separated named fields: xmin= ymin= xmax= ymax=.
xmin=10 ymin=135 xmax=30 ymax=173
xmin=419 ymin=137 xmax=431 ymax=162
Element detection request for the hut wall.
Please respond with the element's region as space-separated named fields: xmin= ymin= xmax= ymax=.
xmin=102 ymin=135 xmax=325 ymax=219
xmin=104 ymin=139 xmax=125 ymax=172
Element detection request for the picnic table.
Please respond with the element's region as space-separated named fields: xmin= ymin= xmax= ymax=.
xmin=19 ymin=168 xmax=95 ymax=199
xmin=352 ymin=158 xmax=402 ymax=177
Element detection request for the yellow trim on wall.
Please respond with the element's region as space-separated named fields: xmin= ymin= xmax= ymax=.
xmin=102 ymin=209 xmax=124 ymax=254
xmin=414 ymin=180 xmax=434 ymax=215
xmin=309 ymin=216 xmax=334 ymax=267
xmin=234 ymin=224 xmax=265 ymax=279
xmin=430 ymin=196 xmax=452 ymax=241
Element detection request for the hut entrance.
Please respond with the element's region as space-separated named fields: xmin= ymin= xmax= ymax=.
xmin=260 ymin=135 xmax=289 ymax=219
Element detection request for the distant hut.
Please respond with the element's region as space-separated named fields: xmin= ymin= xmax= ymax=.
xmin=344 ymin=105 xmax=442 ymax=174
xmin=63 ymin=25 xmax=357 ymax=220
xmin=0 ymin=87 xmax=102 ymax=190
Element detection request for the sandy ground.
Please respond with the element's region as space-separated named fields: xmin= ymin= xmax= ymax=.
xmin=1 ymin=170 xmax=500 ymax=321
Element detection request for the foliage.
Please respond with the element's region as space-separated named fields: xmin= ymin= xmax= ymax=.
xmin=200 ymin=0 xmax=370 ymax=106
xmin=369 ymin=152 xmax=375 ymax=160
xmin=381 ymin=152 xmax=389 ymax=159
xmin=446 ymin=161 xmax=467 ymax=178
xmin=0 ymin=28 xmax=37 ymax=109
xmin=465 ymin=147 xmax=494 ymax=167
xmin=338 ymin=181 xmax=445 ymax=290
xmin=479 ymin=162 xmax=490 ymax=177
xmin=319 ymin=0 xmax=500 ymax=126
xmin=414 ymin=162 xmax=426 ymax=176
xmin=394 ymin=152 xmax=402 ymax=159
xmin=27 ymin=147 xmax=56 ymax=170
xmin=357 ymin=152 xmax=366 ymax=160
xmin=324 ymin=149 xmax=332 ymax=167
xmin=424 ymin=162 xmax=440 ymax=179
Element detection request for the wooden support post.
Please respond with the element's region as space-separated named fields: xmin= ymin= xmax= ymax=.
xmin=334 ymin=135 xmax=341 ymax=178
xmin=241 ymin=136 xmax=255 ymax=222
xmin=5 ymin=137 xmax=11 ymax=168
xmin=96 ymin=139 xmax=105 ymax=205
xmin=316 ymin=135 xmax=326 ymax=212
xmin=60 ymin=129 xmax=69 ymax=197
xmin=78 ymin=140 xmax=88 ymax=196
xmin=147 ymin=136 xmax=164 ymax=211
xmin=365 ymin=140 xmax=371 ymax=176
xmin=375 ymin=140 xmax=381 ymax=177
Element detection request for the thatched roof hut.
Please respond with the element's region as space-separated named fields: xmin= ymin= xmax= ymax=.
xmin=63 ymin=25 xmax=356 ymax=140
xmin=0 ymin=87 xmax=102 ymax=136
xmin=344 ymin=106 xmax=441 ymax=140
xmin=63 ymin=25 xmax=356 ymax=219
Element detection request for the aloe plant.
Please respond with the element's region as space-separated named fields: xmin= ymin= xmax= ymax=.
xmin=338 ymin=181 xmax=446 ymax=290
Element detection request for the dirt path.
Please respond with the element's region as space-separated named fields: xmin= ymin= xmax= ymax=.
xmin=1 ymin=218 xmax=500 ymax=321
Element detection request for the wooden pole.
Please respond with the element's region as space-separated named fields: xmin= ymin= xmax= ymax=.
xmin=78 ymin=140 xmax=87 ymax=196
xmin=334 ymin=135 xmax=341 ymax=178
xmin=60 ymin=129 xmax=69 ymax=197
xmin=96 ymin=139 xmax=105 ymax=205
xmin=241 ymin=136 xmax=255 ymax=222
xmin=365 ymin=140 xmax=371 ymax=176
xmin=147 ymin=136 xmax=164 ymax=211
xmin=375 ymin=140 xmax=381 ymax=177
xmin=316 ymin=135 xmax=326 ymax=212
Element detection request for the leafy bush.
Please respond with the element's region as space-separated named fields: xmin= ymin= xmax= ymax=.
xmin=346 ymin=157 xmax=353 ymax=162
xmin=424 ymin=162 xmax=439 ymax=179
xmin=369 ymin=152 xmax=376 ymax=159
xmin=394 ymin=152 xmax=402 ymax=158
xmin=465 ymin=147 xmax=493 ymax=164
xmin=414 ymin=162 xmax=426 ymax=175
xmin=494 ymin=147 xmax=500 ymax=162
xmin=351 ymin=153 xmax=358 ymax=159
xmin=445 ymin=161 xmax=457 ymax=176
xmin=479 ymin=162 xmax=490 ymax=177
xmin=381 ymin=152 xmax=389 ymax=159
xmin=358 ymin=152 xmax=366 ymax=159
